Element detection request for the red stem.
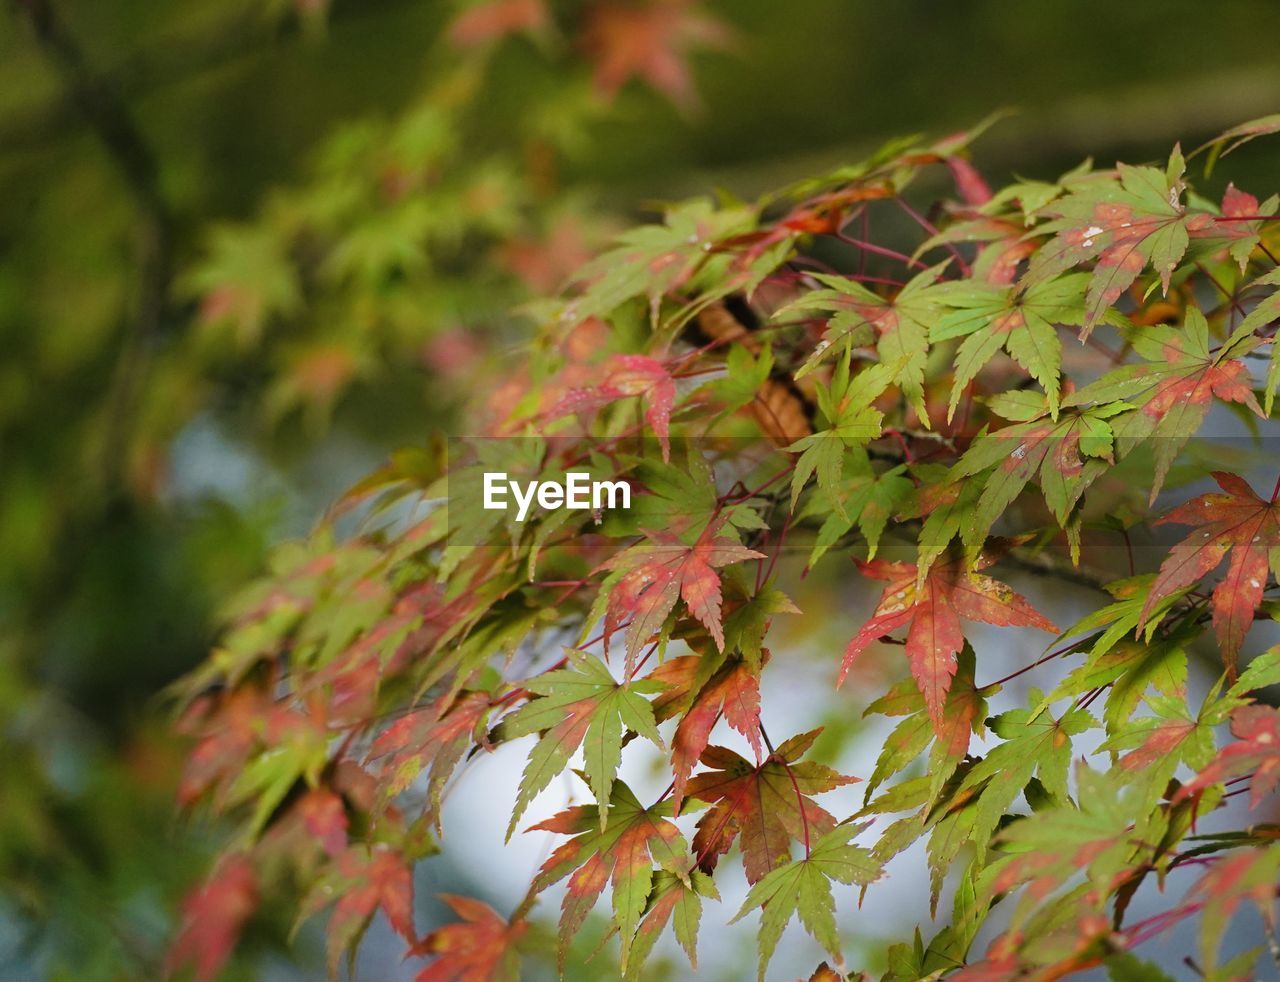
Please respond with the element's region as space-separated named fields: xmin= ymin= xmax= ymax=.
xmin=759 ymin=722 xmax=811 ymax=858
xmin=833 ymin=232 xmax=929 ymax=270
xmin=895 ymin=197 xmax=972 ymax=276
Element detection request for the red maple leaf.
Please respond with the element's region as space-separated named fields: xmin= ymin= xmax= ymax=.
xmin=686 ymin=728 xmax=857 ymax=883
xmin=1138 ymin=347 xmax=1259 ymax=424
xmin=447 ymin=0 xmax=547 ymax=48
xmin=648 ymin=653 xmax=764 ymax=810
xmin=600 ymin=521 xmax=764 ymax=664
xmin=323 ymin=845 xmax=417 ymax=969
xmin=413 ymin=894 xmax=527 ymax=982
xmin=842 ymin=556 xmax=1057 ymax=729
xmin=1138 ymin=472 xmax=1280 ymax=672
xmin=296 ymin=788 xmax=349 ymax=858
xmin=1176 ymin=705 xmax=1280 ymax=807
xmin=167 ymin=854 xmax=257 ymax=982
xmin=368 ymin=690 xmax=492 ymax=827
xmin=580 ymin=0 xmax=732 ymax=110
xmin=546 ymin=353 xmax=677 ymax=460
xmin=946 ymin=155 xmax=993 ymax=206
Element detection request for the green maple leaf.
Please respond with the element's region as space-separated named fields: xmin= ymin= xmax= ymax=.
xmin=949 ymin=401 xmax=1124 ymax=557
xmin=709 ymin=341 xmax=775 ymax=413
xmin=1043 ymin=633 xmax=1187 ymax=735
xmin=1064 ymin=309 xmax=1263 ymax=502
xmin=1052 ymin=574 xmax=1189 ymax=668
xmin=1023 ymin=147 xmax=1213 ymax=332
xmin=524 ymin=781 xmax=689 ymax=970
xmin=956 ymin=698 xmax=1095 ymax=861
xmin=621 ymin=868 xmax=718 ymax=980
xmin=781 ymin=262 xmax=947 ymax=423
xmin=930 ymin=272 xmax=1095 ymax=421
xmin=566 ymin=199 xmax=756 ymax=324
xmin=721 ymin=581 xmax=801 ymax=669
xmin=862 ymin=646 xmax=989 ymax=806
xmin=802 ymin=455 xmax=913 ymax=567
xmin=1101 ymin=692 xmax=1219 ymax=812
xmin=978 ymin=766 xmax=1169 ymax=930
xmin=788 ymin=357 xmax=895 ymax=512
xmin=502 ymin=652 xmax=664 ymax=838
xmin=730 ymin=823 xmax=881 ymax=981
xmin=1228 ymin=266 xmax=1280 ymax=414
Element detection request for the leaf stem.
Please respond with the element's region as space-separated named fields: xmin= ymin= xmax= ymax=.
xmin=894 ymin=197 xmax=972 ymax=276
xmin=832 ymin=232 xmax=929 ymax=271
xmin=985 ymin=641 xmax=1076 ymax=687
xmin=759 ymin=721 xmax=811 ymax=858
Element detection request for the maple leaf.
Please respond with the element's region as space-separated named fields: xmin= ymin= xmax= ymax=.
xmin=597 ymin=520 xmax=764 ymax=664
xmin=546 ymin=354 xmax=676 ymax=460
xmin=982 ymin=767 xmax=1167 ymax=923
xmin=413 ymin=894 xmax=526 ymax=982
xmin=580 ymin=0 xmax=732 ymax=110
xmin=368 ymin=690 xmax=492 ymax=829
xmin=622 ymin=868 xmax=718 ymax=979
xmin=1184 ymin=845 xmax=1280 ymax=972
xmin=862 ymin=645 xmax=987 ymax=806
xmin=309 ymin=845 xmax=417 ymax=973
xmin=647 ymin=652 xmax=763 ymax=810
xmin=955 ymin=701 xmax=1095 ymax=863
xmin=930 ymin=272 xmax=1094 ymax=420
xmin=565 ymin=199 xmax=762 ymax=325
xmin=803 ymin=456 xmax=912 ymax=568
xmin=297 ymin=787 xmax=349 ymax=858
xmin=1222 ymin=266 xmax=1280 ymax=413
xmin=946 ymin=392 xmax=1122 ymax=562
xmin=1212 ymin=183 xmax=1276 ymax=272
xmin=781 ymin=263 xmax=947 ymax=423
xmin=1023 ymin=147 xmax=1213 ymax=331
xmin=1195 ymin=113 xmax=1280 ymax=163
xmin=500 ymin=651 xmax=664 ymax=837
xmin=842 ymin=556 xmax=1057 ymax=729
xmin=1176 ymin=704 xmax=1280 ymax=807
xmin=1137 ymin=471 xmax=1280 ymax=672
xmin=167 ymin=854 xmax=257 ymax=982
xmin=1101 ymin=687 xmax=1224 ymax=813
xmin=686 ymin=727 xmax=859 ymax=883
xmin=947 ymin=154 xmax=993 ymax=206
xmin=1064 ymin=309 xmax=1262 ymax=500
xmin=446 ymin=0 xmax=547 ymax=48
xmin=788 ymin=358 xmax=895 ymax=512
xmin=721 ymin=583 xmax=801 ymax=669
xmin=526 ymin=781 xmax=688 ymax=969
xmin=729 ymin=822 xmax=881 ymax=981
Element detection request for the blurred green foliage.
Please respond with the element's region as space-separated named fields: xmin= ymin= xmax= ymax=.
xmin=4 ymin=0 xmax=1280 ymax=976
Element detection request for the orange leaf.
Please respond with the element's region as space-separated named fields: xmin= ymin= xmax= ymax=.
xmin=842 ymin=556 xmax=1056 ymax=730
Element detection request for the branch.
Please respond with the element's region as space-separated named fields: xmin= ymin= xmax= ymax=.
xmin=0 ymin=0 xmax=420 ymax=154
xmin=13 ymin=0 xmax=173 ymax=488
xmin=999 ymin=548 xmax=1113 ymax=594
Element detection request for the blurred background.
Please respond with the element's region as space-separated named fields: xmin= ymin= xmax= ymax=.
xmin=4 ymin=0 xmax=1280 ymax=977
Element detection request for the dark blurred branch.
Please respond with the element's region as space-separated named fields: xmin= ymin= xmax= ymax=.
xmin=999 ymin=548 xmax=1113 ymax=594
xmin=0 ymin=0 xmax=419 ymax=154
xmin=12 ymin=0 xmax=173 ymax=488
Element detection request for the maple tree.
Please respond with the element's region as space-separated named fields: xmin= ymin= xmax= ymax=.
xmin=170 ymin=113 xmax=1280 ymax=981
